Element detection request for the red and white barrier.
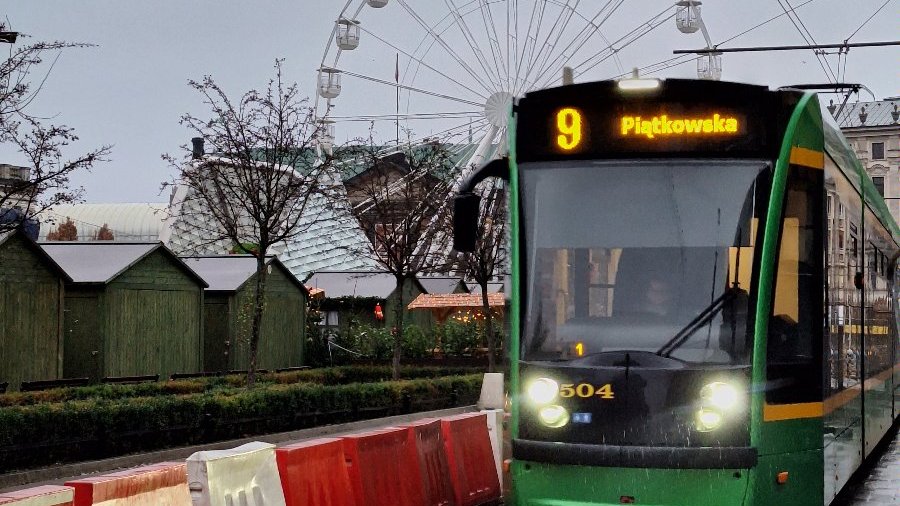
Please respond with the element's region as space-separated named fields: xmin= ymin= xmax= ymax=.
xmin=442 ymin=413 xmax=502 ymax=506
xmin=66 ymin=462 xmax=190 ymax=505
xmin=0 ymin=485 xmax=74 ymax=506
xmin=342 ymin=428 xmax=424 ymax=506
xmin=481 ymin=409 xmax=505 ymax=490
xmin=401 ymin=419 xmax=455 ymax=506
xmin=187 ymin=441 xmax=286 ymax=506
xmin=275 ymin=438 xmax=356 ymax=506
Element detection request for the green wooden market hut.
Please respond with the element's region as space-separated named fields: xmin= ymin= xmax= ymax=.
xmin=40 ymin=241 xmax=207 ymax=382
xmin=180 ymin=255 xmax=308 ymax=372
xmin=305 ymin=270 xmax=430 ymax=336
xmin=0 ymin=231 xmax=71 ymax=390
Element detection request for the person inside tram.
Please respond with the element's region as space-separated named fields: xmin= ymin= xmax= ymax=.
xmin=643 ymin=277 xmax=677 ymax=317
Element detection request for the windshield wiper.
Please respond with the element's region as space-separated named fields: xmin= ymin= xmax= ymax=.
xmin=656 ymin=290 xmax=737 ymax=357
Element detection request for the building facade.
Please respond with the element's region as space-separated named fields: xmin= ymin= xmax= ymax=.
xmin=834 ymin=98 xmax=900 ymax=224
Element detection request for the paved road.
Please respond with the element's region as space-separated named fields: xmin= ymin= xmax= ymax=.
xmin=834 ymin=425 xmax=900 ymax=505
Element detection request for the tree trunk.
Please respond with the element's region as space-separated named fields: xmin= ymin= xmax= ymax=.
xmin=392 ymin=276 xmax=406 ymax=380
xmin=481 ymin=283 xmax=496 ymax=372
xmin=247 ymin=254 xmax=268 ymax=388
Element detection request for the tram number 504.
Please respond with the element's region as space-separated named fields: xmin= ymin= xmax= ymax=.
xmin=556 ymin=108 xmax=583 ymax=151
xmin=560 ymin=383 xmax=615 ymax=399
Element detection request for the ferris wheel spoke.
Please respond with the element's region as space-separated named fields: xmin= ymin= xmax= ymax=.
xmin=574 ymin=6 xmax=674 ymax=75
xmin=513 ymin=0 xmax=544 ymax=93
xmin=533 ymin=0 xmax=623 ymax=88
xmin=356 ymin=25 xmax=490 ymax=100
xmin=530 ymin=0 xmax=587 ymax=83
xmin=338 ymin=69 xmax=484 ymax=107
xmin=381 ymin=118 xmax=490 ymax=153
xmin=573 ymin=6 xmax=671 ymax=72
xmin=395 ymin=0 xmax=497 ymax=94
xmin=444 ymin=0 xmax=504 ymax=88
xmin=329 ymin=111 xmax=483 ymax=122
xmin=519 ymin=0 xmax=580 ymax=93
xmin=475 ymin=0 xmax=509 ymax=90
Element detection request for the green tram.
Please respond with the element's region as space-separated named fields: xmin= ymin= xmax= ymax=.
xmin=454 ymin=78 xmax=900 ymax=505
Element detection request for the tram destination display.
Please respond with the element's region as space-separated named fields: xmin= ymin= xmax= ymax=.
xmin=516 ymin=79 xmax=777 ymax=162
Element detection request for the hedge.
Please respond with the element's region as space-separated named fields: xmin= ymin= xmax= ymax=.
xmin=0 ymin=366 xmax=481 ymax=408
xmin=0 ymin=374 xmax=482 ymax=472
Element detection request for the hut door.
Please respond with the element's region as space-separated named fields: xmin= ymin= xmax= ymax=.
xmin=63 ymin=297 xmax=103 ymax=381
xmin=204 ymin=301 xmax=229 ymax=372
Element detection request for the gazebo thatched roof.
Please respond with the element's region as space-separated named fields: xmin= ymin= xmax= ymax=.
xmin=407 ymin=292 xmax=505 ymax=310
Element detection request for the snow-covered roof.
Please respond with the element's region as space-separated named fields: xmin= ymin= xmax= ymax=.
xmin=831 ymin=98 xmax=900 ymax=129
xmin=305 ymin=271 xmax=399 ymax=299
xmin=181 ymin=255 xmax=304 ymax=293
xmin=40 ymin=241 xmax=205 ymax=286
xmin=164 ymin=166 xmax=377 ymax=280
xmin=39 ymin=203 xmax=167 ymax=242
xmin=419 ymin=276 xmax=467 ymax=295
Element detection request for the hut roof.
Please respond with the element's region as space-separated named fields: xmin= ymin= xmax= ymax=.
xmin=419 ymin=277 xmax=468 ymax=295
xmin=306 ymin=270 xmax=423 ymax=299
xmin=466 ymin=281 xmax=505 ymax=293
xmin=0 ymin=230 xmax=72 ymax=282
xmin=408 ymin=292 xmax=505 ymax=310
xmin=181 ymin=255 xmax=306 ymax=293
xmin=40 ymin=241 xmax=207 ymax=286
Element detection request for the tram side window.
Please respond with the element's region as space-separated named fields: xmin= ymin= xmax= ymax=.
xmin=767 ymin=166 xmax=824 ymax=404
xmin=863 ymin=211 xmax=895 ymax=377
xmin=894 ymin=263 xmax=900 ymax=362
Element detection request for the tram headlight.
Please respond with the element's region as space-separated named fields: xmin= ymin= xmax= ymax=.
xmin=527 ymin=377 xmax=560 ymax=405
xmin=694 ymin=381 xmax=741 ymax=432
xmin=695 ymin=408 xmax=724 ymax=432
xmin=700 ymin=381 xmax=740 ymax=411
xmin=539 ymin=405 xmax=570 ymax=428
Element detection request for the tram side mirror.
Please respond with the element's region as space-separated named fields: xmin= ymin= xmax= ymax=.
xmin=452 ymin=157 xmax=510 ymax=253
xmin=854 ymin=272 xmax=864 ymax=290
xmin=453 ymin=192 xmax=481 ymax=253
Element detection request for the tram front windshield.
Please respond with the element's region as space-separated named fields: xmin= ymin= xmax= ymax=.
xmin=521 ymin=159 xmax=768 ymax=366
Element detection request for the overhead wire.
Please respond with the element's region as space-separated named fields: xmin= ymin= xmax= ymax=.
xmin=776 ymin=0 xmax=837 ymax=82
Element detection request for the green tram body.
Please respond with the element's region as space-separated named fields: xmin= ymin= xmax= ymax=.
xmin=455 ymin=79 xmax=900 ymax=505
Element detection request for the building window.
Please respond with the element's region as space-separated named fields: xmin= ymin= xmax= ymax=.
xmin=872 ymin=176 xmax=885 ymax=197
xmin=872 ymin=142 xmax=885 ymax=160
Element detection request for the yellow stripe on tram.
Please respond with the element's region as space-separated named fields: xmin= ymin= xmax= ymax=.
xmin=763 ymin=402 xmax=824 ymax=422
xmin=789 ymin=147 xmax=825 ymax=169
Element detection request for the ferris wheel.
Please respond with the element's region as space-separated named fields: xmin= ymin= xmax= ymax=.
xmin=314 ymin=0 xmax=719 ymax=172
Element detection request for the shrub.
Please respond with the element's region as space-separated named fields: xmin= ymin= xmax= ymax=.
xmin=402 ymin=324 xmax=434 ymax=359
xmin=441 ymin=320 xmax=481 ymax=356
xmin=0 ymin=366 xmax=482 ymax=407
xmin=0 ymin=374 xmax=483 ymax=471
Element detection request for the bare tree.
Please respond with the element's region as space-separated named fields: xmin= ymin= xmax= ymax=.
xmin=165 ymin=60 xmax=332 ymax=387
xmin=0 ymin=25 xmax=109 ymax=234
xmin=343 ymin=136 xmax=459 ymax=378
xmin=459 ymin=180 xmax=508 ymax=372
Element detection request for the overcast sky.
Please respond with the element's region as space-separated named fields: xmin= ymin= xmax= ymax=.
xmin=3 ymin=0 xmax=897 ymax=202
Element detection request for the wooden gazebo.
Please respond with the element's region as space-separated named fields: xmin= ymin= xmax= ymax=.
xmin=407 ymin=292 xmax=505 ymax=323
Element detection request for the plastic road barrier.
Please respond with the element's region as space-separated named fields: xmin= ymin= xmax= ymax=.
xmin=66 ymin=462 xmax=190 ymax=505
xmin=441 ymin=413 xmax=502 ymax=506
xmin=342 ymin=428 xmax=424 ymax=506
xmin=401 ymin=419 xmax=456 ymax=506
xmin=477 ymin=373 xmax=505 ymax=410
xmin=0 ymin=485 xmax=74 ymax=506
xmin=481 ymin=409 xmax=505 ymax=490
xmin=275 ymin=438 xmax=356 ymax=506
xmin=187 ymin=441 xmax=286 ymax=506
